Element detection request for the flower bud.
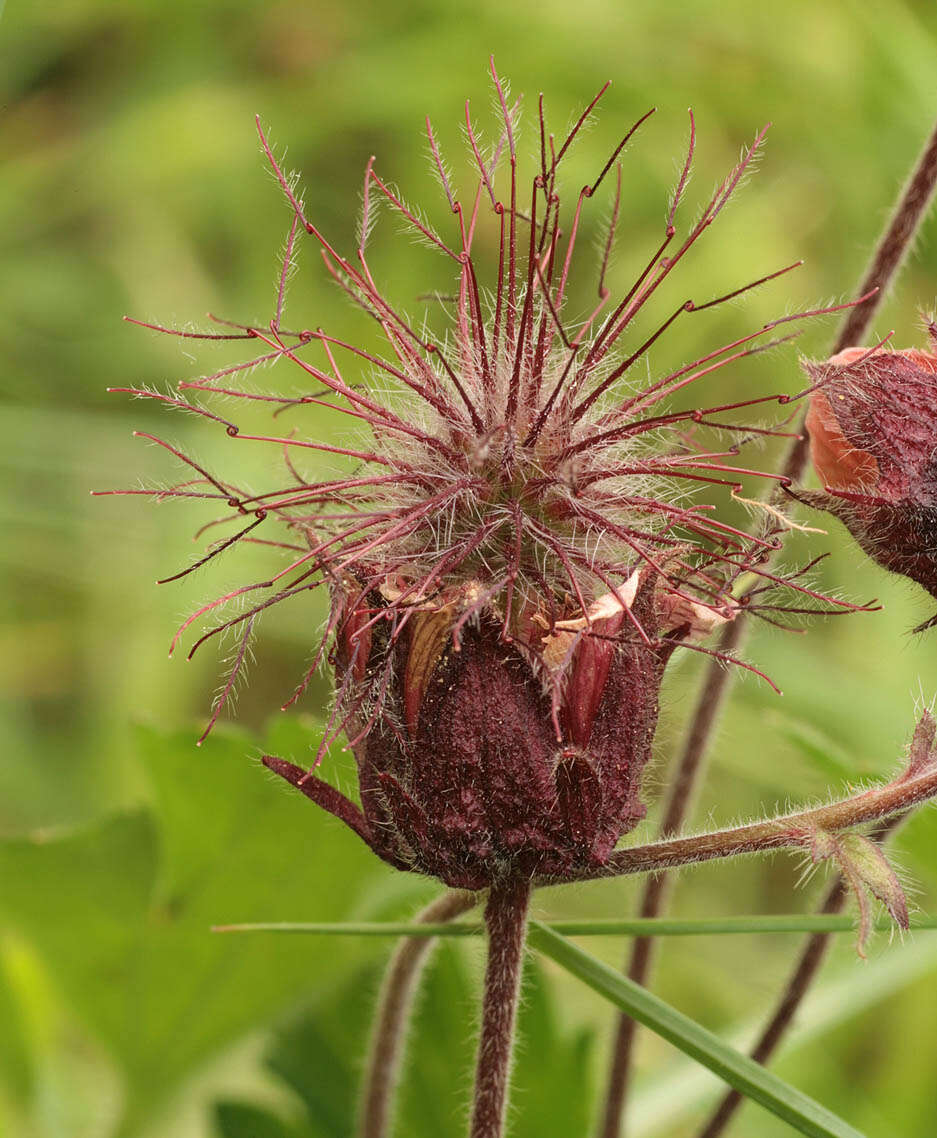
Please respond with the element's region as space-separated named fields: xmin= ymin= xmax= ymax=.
xmin=803 ymin=328 xmax=937 ymax=627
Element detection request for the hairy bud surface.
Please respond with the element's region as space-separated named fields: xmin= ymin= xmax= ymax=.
xmin=804 ymin=327 xmax=937 ymax=628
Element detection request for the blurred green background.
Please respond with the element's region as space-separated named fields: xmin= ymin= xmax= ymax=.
xmin=4 ymin=1 xmax=937 ymax=1135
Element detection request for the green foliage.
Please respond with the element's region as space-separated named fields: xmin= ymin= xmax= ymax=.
xmin=2 ymin=720 xmax=935 ymax=1136
xmin=808 ymin=830 xmax=909 ymax=954
xmin=530 ymin=923 xmax=863 ymax=1138
xmin=767 ymin=712 xmax=875 ymax=784
xmin=215 ymin=1101 xmax=300 ymax=1138
xmin=0 ymin=948 xmax=32 ymax=1109
xmin=511 ymin=960 xmax=596 ymax=1138
xmin=221 ymin=941 xmax=595 ymax=1138
xmin=0 ymin=723 xmax=386 ymax=1134
xmin=6 ymin=1 xmax=937 ymax=1134
xmin=262 ymin=960 xmax=381 ymax=1137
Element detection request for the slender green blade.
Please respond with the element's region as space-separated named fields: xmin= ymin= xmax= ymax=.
xmin=211 ymin=914 xmax=937 ymax=938
xmin=528 ymin=921 xmax=866 ymax=1138
xmin=212 ymin=921 xmax=484 ymax=937
xmin=630 ymin=936 xmax=937 ymax=1137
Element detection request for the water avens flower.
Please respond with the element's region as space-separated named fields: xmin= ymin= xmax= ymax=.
xmin=99 ymin=70 xmax=937 ymax=1138
xmin=106 ymin=64 xmax=859 ymax=888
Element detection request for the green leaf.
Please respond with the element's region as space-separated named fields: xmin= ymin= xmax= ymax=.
xmin=528 ymin=922 xmax=866 ymax=1138
xmin=510 ymin=960 xmax=595 ymax=1138
xmin=395 ymin=940 xmax=478 ymax=1137
xmin=0 ymin=941 xmax=37 ymax=1106
xmin=261 ymin=941 xmax=476 ymax=1138
xmin=0 ymin=723 xmax=387 ymax=1134
xmin=214 ymin=1100 xmax=302 ymax=1138
xmin=769 ymin=713 xmax=868 ymax=782
xmin=0 ymin=812 xmax=159 ymax=1016
xmin=265 ymin=960 xmax=382 ymax=1138
xmin=248 ymin=938 xmax=594 ymax=1138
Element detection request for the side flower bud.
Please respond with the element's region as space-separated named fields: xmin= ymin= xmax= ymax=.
xmin=802 ymin=327 xmax=937 ymax=628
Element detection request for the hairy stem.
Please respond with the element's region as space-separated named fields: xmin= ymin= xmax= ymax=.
xmin=543 ymin=757 xmax=937 ymax=885
xmin=695 ymin=816 xmax=903 ymax=1138
xmin=470 ymin=876 xmax=532 ymax=1138
xmin=358 ymin=889 xmax=478 ymax=1138
xmin=782 ymin=113 xmax=937 ymax=484
xmin=597 ymin=112 xmax=937 ymax=1138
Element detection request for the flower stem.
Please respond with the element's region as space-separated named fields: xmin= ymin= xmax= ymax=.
xmin=470 ymin=876 xmax=532 ymax=1138
xmin=545 ymin=755 xmax=937 ymax=884
xmin=596 ymin=112 xmax=937 ymax=1138
xmin=694 ymin=815 xmax=903 ymax=1138
xmin=782 ymin=112 xmax=937 ymax=485
xmin=358 ymin=889 xmax=478 ymax=1138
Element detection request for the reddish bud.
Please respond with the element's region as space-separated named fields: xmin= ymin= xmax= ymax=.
xmin=803 ymin=328 xmax=937 ymax=627
xmin=272 ymin=572 xmax=715 ymax=890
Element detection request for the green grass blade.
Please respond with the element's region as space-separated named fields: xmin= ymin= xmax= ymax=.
xmin=211 ymin=914 xmax=937 ymax=938
xmin=211 ymin=921 xmax=485 ymax=937
xmin=630 ymin=936 xmax=937 ymax=1137
xmin=527 ymin=921 xmax=866 ymax=1138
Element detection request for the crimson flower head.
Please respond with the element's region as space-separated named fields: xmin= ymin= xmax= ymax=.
xmin=108 ymin=65 xmax=859 ymax=888
xmin=803 ymin=324 xmax=937 ymax=631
